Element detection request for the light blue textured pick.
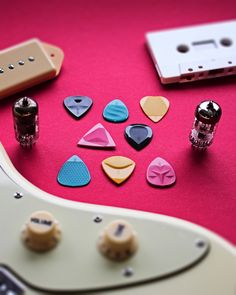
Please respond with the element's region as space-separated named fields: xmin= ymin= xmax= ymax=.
xmin=57 ymin=155 xmax=91 ymax=187
xmin=103 ymin=99 xmax=129 ymax=122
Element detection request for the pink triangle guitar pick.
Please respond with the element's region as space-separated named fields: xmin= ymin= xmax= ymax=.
xmin=78 ymin=123 xmax=116 ymax=148
xmin=147 ymin=157 xmax=176 ymax=187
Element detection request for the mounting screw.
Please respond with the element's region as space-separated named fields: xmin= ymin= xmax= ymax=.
xmin=13 ymin=192 xmax=23 ymax=199
xmin=5 ymin=290 xmax=17 ymax=295
xmin=195 ymin=239 xmax=206 ymax=248
xmin=0 ymin=283 xmax=7 ymax=291
xmin=18 ymin=60 xmax=25 ymax=66
xmin=93 ymin=215 xmax=103 ymax=223
xmin=8 ymin=64 xmax=14 ymax=70
xmin=122 ymin=267 xmax=134 ymax=277
xmin=0 ymin=68 xmax=4 ymax=74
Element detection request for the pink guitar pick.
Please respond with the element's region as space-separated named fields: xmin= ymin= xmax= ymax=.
xmin=147 ymin=157 xmax=176 ymax=187
xmin=78 ymin=123 xmax=116 ymax=148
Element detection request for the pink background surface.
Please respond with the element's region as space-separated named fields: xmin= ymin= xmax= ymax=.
xmin=0 ymin=0 xmax=236 ymax=244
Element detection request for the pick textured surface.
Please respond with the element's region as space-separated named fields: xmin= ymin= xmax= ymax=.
xmin=57 ymin=155 xmax=91 ymax=187
xmin=147 ymin=157 xmax=176 ymax=187
xmin=103 ymin=99 xmax=129 ymax=122
xmin=102 ymin=156 xmax=135 ymax=184
xmin=78 ymin=123 xmax=116 ymax=148
xmin=64 ymin=96 xmax=93 ymax=119
xmin=140 ymin=96 xmax=170 ymax=123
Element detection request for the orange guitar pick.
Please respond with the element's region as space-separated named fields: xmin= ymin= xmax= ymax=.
xmin=140 ymin=96 xmax=169 ymax=123
xmin=102 ymin=156 xmax=135 ymax=184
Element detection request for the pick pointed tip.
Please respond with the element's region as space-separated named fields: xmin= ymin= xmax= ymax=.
xmin=113 ymin=178 xmax=125 ymax=184
xmin=68 ymin=155 xmax=81 ymax=162
xmin=149 ymin=116 xmax=162 ymax=122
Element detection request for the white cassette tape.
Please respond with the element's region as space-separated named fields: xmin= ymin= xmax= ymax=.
xmin=146 ymin=20 xmax=236 ymax=84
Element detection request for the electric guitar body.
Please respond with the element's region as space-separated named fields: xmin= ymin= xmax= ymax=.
xmin=0 ymin=143 xmax=235 ymax=294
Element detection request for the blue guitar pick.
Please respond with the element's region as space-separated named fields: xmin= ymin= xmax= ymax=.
xmin=57 ymin=155 xmax=91 ymax=187
xmin=103 ymin=99 xmax=129 ymax=122
xmin=64 ymin=96 xmax=93 ymax=119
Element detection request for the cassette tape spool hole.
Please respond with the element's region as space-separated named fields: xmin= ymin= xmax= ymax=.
xmin=220 ymin=38 xmax=233 ymax=47
xmin=177 ymin=44 xmax=189 ymax=53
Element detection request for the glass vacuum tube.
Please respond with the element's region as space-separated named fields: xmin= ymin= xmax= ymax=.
xmin=13 ymin=97 xmax=39 ymax=148
xmin=189 ymin=100 xmax=222 ymax=150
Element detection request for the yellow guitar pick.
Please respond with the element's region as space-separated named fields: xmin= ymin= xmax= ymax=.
xmin=140 ymin=96 xmax=169 ymax=123
xmin=102 ymin=156 xmax=135 ymax=184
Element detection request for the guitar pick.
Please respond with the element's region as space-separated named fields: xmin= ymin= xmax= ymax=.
xmin=125 ymin=124 xmax=153 ymax=151
xmin=103 ymin=99 xmax=129 ymax=122
xmin=64 ymin=96 xmax=93 ymax=119
xmin=147 ymin=157 xmax=176 ymax=187
xmin=102 ymin=156 xmax=135 ymax=184
xmin=57 ymin=155 xmax=91 ymax=187
xmin=78 ymin=123 xmax=116 ymax=148
xmin=140 ymin=96 xmax=169 ymax=123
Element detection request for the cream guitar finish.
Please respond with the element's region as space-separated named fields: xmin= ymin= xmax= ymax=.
xmin=0 ymin=143 xmax=235 ymax=294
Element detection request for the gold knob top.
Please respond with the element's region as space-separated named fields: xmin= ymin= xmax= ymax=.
xmin=98 ymin=219 xmax=138 ymax=261
xmin=22 ymin=211 xmax=61 ymax=252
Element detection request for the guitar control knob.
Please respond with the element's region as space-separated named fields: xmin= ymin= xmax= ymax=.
xmin=98 ymin=219 xmax=138 ymax=261
xmin=22 ymin=211 xmax=61 ymax=252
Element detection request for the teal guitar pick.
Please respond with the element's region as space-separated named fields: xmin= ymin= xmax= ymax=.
xmin=103 ymin=99 xmax=129 ymax=122
xmin=57 ymin=155 xmax=91 ymax=187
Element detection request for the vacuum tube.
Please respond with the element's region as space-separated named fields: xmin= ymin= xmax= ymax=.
xmin=189 ymin=100 xmax=222 ymax=150
xmin=13 ymin=97 xmax=39 ymax=148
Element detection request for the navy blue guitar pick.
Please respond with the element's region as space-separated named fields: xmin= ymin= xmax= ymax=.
xmin=125 ymin=124 xmax=153 ymax=151
xmin=64 ymin=96 xmax=93 ymax=119
xmin=57 ymin=155 xmax=91 ymax=187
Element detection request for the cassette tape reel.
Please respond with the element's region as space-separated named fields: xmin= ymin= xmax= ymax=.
xmin=146 ymin=20 xmax=236 ymax=84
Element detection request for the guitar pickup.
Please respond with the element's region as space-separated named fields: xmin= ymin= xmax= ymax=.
xmin=0 ymin=38 xmax=64 ymax=99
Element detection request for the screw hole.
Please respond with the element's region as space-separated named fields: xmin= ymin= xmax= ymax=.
xmin=74 ymin=99 xmax=82 ymax=103
xmin=188 ymin=68 xmax=193 ymax=72
xmin=50 ymin=53 xmax=55 ymax=57
xmin=220 ymin=38 xmax=232 ymax=47
xmin=93 ymin=216 xmax=102 ymax=223
xmin=198 ymin=65 xmax=203 ymax=69
xmin=228 ymin=61 xmax=232 ymax=64
xmin=195 ymin=239 xmax=206 ymax=248
xmin=14 ymin=192 xmax=23 ymax=199
xmin=122 ymin=267 xmax=134 ymax=277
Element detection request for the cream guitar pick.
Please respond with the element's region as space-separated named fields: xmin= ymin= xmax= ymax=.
xmin=140 ymin=96 xmax=169 ymax=123
xmin=102 ymin=156 xmax=135 ymax=184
